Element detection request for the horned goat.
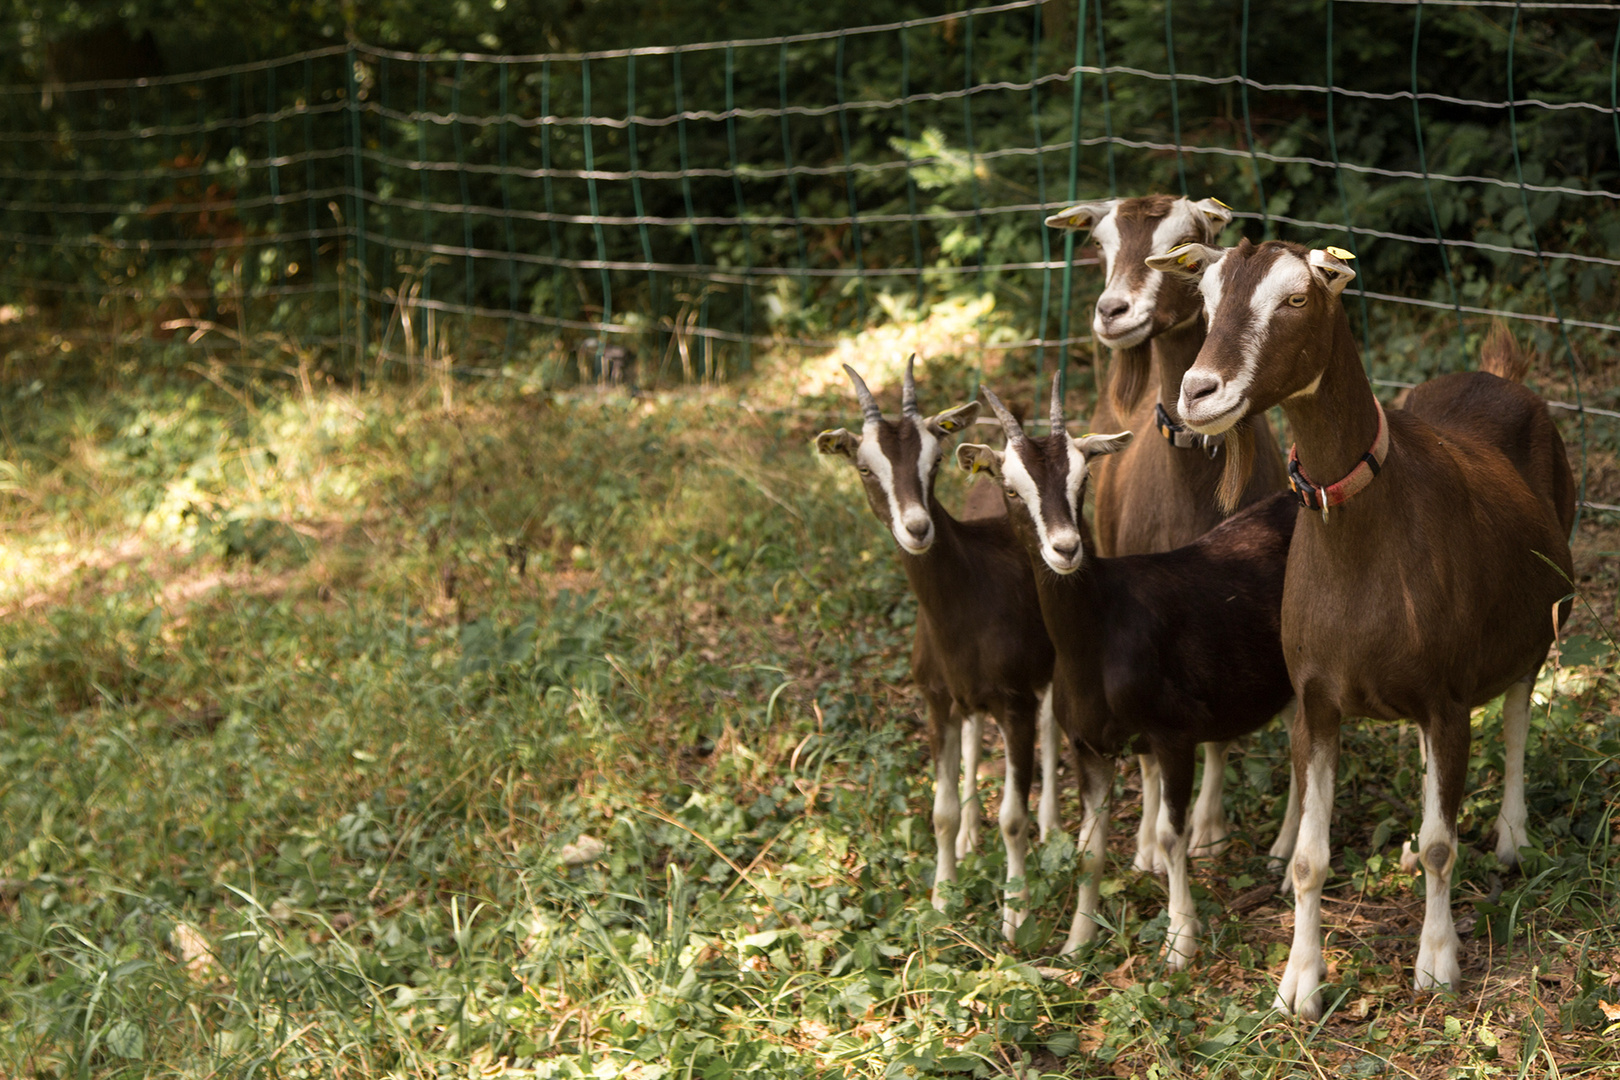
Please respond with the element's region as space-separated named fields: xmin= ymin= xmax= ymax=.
xmin=958 ymin=380 xmax=1297 ymax=965
xmin=817 ymin=360 xmax=1058 ymax=939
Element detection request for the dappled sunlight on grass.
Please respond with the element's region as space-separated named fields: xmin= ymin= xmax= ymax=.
xmin=0 ymin=358 xmax=1616 ymax=1078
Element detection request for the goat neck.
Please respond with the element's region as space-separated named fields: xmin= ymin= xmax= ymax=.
xmin=1281 ymin=308 xmax=1385 ymax=488
xmin=1150 ymin=316 xmax=1208 ymax=430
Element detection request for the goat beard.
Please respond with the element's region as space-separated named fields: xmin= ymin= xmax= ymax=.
xmin=1108 ymin=343 xmax=1152 ymax=416
xmin=1216 ymin=420 xmax=1255 ymax=514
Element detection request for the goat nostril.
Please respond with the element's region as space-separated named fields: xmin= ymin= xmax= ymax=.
xmin=1098 ymin=298 xmax=1130 ymax=319
xmin=1051 ymin=539 xmax=1079 ymax=559
xmin=1183 ymin=373 xmax=1220 ymax=403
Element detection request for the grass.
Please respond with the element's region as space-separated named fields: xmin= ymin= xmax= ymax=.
xmin=0 ymin=335 xmax=1617 ymax=1079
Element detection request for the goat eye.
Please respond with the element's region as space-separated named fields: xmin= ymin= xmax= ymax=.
xmin=857 ymin=466 xmax=871 ymax=476
xmin=1287 ymin=294 xmax=1307 ymax=308
xmin=1004 ymin=488 xmax=1020 ymax=500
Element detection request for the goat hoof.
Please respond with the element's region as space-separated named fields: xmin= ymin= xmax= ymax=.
xmin=1132 ymin=848 xmax=1166 ymax=875
xmin=1414 ymin=935 xmax=1462 ymax=993
xmin=1275 ymin=955 xmax=1328 ymax=1021
xmin=1493 ymin=821 xmax=1530 ymax=868
xmin=1001 ymin=905 xmax=1027 ymax=943
xmin=1163 ymin=929 xmax=1201 ymax=971
xmin=1189 ymin=827 xmax=1231 ymax=858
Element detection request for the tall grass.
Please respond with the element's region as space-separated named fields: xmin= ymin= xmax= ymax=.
xmin=1 ymin=359 xmax=1616 ymax=1078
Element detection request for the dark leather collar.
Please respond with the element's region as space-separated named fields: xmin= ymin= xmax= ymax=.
xmin=1155 ymin=401 xmax=1224 ymax=459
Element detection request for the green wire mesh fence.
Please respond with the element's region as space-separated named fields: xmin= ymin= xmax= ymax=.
xmin=2 ymin=0 xmax=1617 ymax=442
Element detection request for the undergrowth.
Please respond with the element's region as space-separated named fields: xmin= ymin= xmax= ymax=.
xmin=0 ymin=354 xmax=1617 ymax=1079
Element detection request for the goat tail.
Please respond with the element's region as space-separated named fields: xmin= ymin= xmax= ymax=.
xmin=1216 ymin=420 xmax=1255 ymax=514
xmin=1479 ymin=318 xmax=1530 ymax=383
xmin=1108 ymin=343 xmax=1153 ymax=415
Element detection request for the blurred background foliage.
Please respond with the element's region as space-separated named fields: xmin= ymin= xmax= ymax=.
xmin=0 ymin=0 xmax=1616 ymax=391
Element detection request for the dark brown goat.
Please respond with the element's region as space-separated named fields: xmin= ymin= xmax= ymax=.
xmin=1154 ymin=238 xmax=1575 ymax=1019
xmin=817 ymin=361 xmax=1058 ymax=939
xmin=958 ymin=380 xmax=1297 ymax=964
xmin=1046 ymin=194 xmax=1296 ymax=866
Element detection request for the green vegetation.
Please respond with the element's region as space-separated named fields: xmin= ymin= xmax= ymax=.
xmin=5 ymin=2 xmax=1619 ymax=383
xmin=1 ymin=341 xmax=1617 ymax=1077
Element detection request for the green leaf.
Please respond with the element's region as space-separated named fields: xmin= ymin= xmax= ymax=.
xmin=103 ymin=1020 xmax=145 ymax=1060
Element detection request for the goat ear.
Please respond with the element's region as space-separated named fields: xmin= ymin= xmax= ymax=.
xmin=1307 ymin=247 xmax=1357 ymax=296
xmin=1044 ymin=199 xmax=1115 ymax=232
xmin=955 ymin=443 xmax=1003 ymax=477
xmin=1145 ymin=242 xmax=1224 ymax=281
xmin=929 ymin=401 xmax=980 ymax=436
xmin=815 ymin=429 xmax=858 ymax=458
xmin=1074 ymin=430 xmax=1133 ymax=459
xmin=1190 ymin=197 xmax=1233 ymax=240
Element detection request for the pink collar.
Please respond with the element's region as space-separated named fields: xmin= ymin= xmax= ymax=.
xmin=1286 ymin=398 xmax=1390 ymax=522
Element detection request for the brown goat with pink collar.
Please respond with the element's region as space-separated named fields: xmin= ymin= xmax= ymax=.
xmin=1152 ymin=237 xmax=1575 ymax=1019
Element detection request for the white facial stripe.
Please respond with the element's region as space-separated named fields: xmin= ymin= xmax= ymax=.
xmin=1234 ymin=257 xmax=1312 ymax=394
xmin=999 ymin=448 xmax=1050 ymax=549
xmin=857 ymin=424 xmax=906 ymax=549
xmin=1092 ymin=215 xmax=1121 ymax=278
xmin=912 ymin=416 xmax=940 ymax=511
xmin=1001 ymin=441 xmax=1087 ymax=572
xmin=1152 ymin=200 xmax=1199 ymax=256
xmin=857 ymin=420 xmax=936 ymax=553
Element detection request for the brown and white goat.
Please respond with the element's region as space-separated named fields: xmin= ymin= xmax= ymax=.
xmin=817 ymin=361 xmax=1058 ymax=939
xmin=1152 ymin=237 xmax=1575 ymax=1019
xmin=958 ymin=381 xmax=1297 ymax=964
xmin=1046 ymin=194 xmax=1297 ymax=867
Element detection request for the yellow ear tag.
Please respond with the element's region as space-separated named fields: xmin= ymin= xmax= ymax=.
xmin=1325 ymin=246 xmax=1356 ymax=261
xmin=1210 ymin=197 xmax=1232 ymax=210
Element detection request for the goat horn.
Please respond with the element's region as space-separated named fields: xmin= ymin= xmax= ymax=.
xmin=901 ymin=354 xmax=919 ymax=418
xmin=980 ymin=385 xmax=1027 ymax=444
xmin=1049 ymin=375 xmax=1066 ymax=435
xmin=843 ymin=364 xmax=883 ymax=425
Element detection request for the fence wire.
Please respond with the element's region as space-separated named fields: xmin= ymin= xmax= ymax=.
xmin=1 ymin=0 xmax=1616 ymax=505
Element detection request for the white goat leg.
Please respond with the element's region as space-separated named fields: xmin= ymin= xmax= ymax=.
xmin=931 ymin=720 xmax=963 ymax=910
xmin=957 ymin=713 xmax=983 ymax=859
xmin=1276 ymin=736 xmax=1337 ymax=1021
xmin=1400 ymin=727 xmax=1428 ymax=874
xmin=1494 ymin=678 xmax=1533 ymax=867
xmin=1414 ymin=723 xmax=1463 ymax=994
xmin=1157 ymin=776 xmax=1201 ymax=969
xmin=1036 ymin=687 xmax=1060 ymax=841
xmin=1189 ymin=741 xmax=1232 ymax=856
xmin=1271 ymin=763 xmax=1304 ymax=900
xmin=1001 ymin=754 xmax=1030 ymax=940
xmin=1062 ymin=752 xmax=1113 ymax=954
xmin=1269 ymin=702 xmax=1303 ymax=870
xmin=1133 ymin=754 xmax=1165 ymax=874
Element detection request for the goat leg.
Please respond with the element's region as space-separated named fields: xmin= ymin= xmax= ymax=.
xmin=956 ymin=713 xmax=983 ymax=859
xmin=1156 ymin=748 xmax=1201 ymax=969
xmin=1061 ymin=748 xmax=1113 ymax=954
xmin=1036 ymin=687 xmax=1060 ymax=842
xmin=1493 ymin=675 xmax=1535 ymax=867
xmin=1188 ymin=741 xmax=1232 ymax=857
xmin=1133 ymin=754 xmax=1166 ymax=874
xmin=1275 ymin=702 xmax=1339 ymax=1021
xmin=1000 ymin=704 xmax=1038 ymax=941
xmin=1413 ymin=707 xmax=1467 ymax=995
